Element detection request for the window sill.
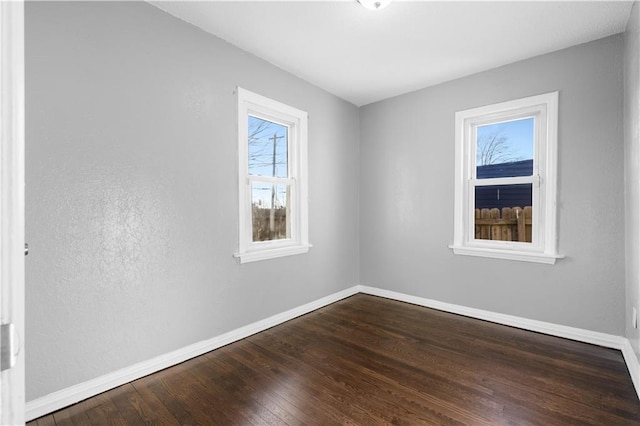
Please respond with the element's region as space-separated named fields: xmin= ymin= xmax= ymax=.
xmin=234 ymin=244 xmax=312 ymax=264
xmin=448 ymin=245 xmax=563 ymax=264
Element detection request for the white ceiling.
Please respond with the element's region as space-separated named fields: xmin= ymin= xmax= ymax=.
xmin=151 ymin=1 xmax=634 ymax=106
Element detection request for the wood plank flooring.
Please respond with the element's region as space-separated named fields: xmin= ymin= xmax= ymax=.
xmin=29 ymin=294 xmax=640 ymax=425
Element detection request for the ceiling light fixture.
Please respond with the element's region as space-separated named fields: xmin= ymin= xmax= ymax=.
xmin=358 ymin=0 xmax=392 ymax=11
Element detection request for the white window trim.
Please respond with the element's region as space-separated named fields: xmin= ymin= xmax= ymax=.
xmin=234 ymin=87 xmax=310 ymax=263
xmin=450 ymin=92 xmax=563 ymax=264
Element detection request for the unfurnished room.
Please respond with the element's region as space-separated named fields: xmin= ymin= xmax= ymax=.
xmin=0 ymin=0 xmax=639 ymax=424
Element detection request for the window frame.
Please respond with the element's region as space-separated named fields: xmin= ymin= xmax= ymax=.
xmin=450 ymin=92 xmax=562 ymax=264
xmin=235 ymin=87 xmax=310 ymax=263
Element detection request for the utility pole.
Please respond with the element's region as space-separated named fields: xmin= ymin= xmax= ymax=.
xmin=269 ymin=133 xmax=284 ymax=238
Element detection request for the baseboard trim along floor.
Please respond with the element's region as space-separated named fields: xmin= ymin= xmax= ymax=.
xmin=357 ymin=285 xmax=640 ymax=399
xmin=25 ymin=284 xmax=640 ymax=421
xmin=25 ymin=286 xmax=360 ymax=421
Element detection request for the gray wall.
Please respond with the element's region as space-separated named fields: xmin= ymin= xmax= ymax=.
xmin=25 ymin=2 xmax=359 ymax=401
xmin=625 ymin=0 xmax=640 ymax=358
xmin=359 ymin=35 xmax=625 ymax=335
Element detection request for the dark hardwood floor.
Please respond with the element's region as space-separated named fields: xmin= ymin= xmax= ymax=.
xmin=28 ymin=294 xmax=640 ymax=425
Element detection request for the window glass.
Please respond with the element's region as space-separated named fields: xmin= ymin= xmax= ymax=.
xmin=474 ymin=184 xmax=533 ymax=242
xmin=476 ymin=117 xmax=534 ymax=178
xmin=248 ymin=116 xmax=288 ymax=178
xmin=251 ymin=181 xmax=290 ymax=242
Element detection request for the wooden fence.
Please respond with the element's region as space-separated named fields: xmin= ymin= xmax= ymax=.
xmin=475 ymin=206 xmax=532 ymax=242
xmin=252 ymin=206 xmax=288 ymax=241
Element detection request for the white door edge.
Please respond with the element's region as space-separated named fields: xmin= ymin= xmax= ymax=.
xmin=0 ymin=0 xmax=26 ymax=424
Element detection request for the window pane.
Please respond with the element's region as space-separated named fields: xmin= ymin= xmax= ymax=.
xmin=476 ymin=117 xmax=534 ymax=178
xmin=248 ymin=116 xmax=288 ymax=178
xmin=474 ymin=184 xmax=532 ymax=243
xmin=251 ymin=181 xmax=290 ymax=242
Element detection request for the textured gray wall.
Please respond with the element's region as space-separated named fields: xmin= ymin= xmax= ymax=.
xmin=25 ymin=2 xmax=359 ymax=400
xmin=359 ymin=35 xmax=625 ymax=335
xmin=625 ymin=1 xmax=640 ymax=358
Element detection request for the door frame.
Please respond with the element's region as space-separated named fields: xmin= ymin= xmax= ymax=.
xmin=0 ymin=0 xmax=25 ymax=424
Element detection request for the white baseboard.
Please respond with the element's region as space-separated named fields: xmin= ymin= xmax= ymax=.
xmin=358 ymin=285 xmax=640 ymax=399
xmin=358 ymin=286 xmax=625 ymax=348
xmin=25 ymin=285 xmax=360 ymax=422
xmin=26 ymin=284 xmax=640 ymax=421
xmin=622 ymin=338 xmax=640 ymax=397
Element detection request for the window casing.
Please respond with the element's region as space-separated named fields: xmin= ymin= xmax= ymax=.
xmin=235 ymin=88 xmax=310 ymax=263
xmin=450 ymin=92 xmax=561 ymax=264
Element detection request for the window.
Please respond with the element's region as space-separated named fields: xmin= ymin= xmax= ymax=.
xmin=235 ymin=87 xmax=310 ymax=263
xmin=450 ymin=92 xmax=561 ymax=264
